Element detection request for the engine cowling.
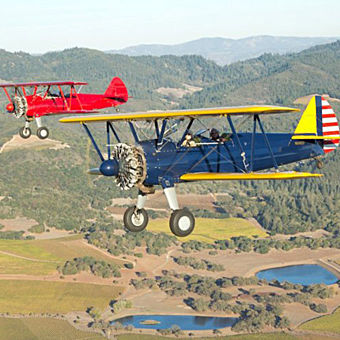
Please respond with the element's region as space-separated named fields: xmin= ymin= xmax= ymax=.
xmin=110 ymin=143 xmax=146 ymax=190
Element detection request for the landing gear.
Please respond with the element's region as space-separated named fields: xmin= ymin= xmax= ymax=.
xmin=170 ymin=208 xmax=195 ymax=237
xmin=37 ymin=127 xmax=49 ymax=139
xmin=19 ymin=126 xmax=31 ymax=139
xmin=124 ymin=192 xmax=149 ymax=232
xmin=123 ymin=186 xmax=196 ymax=237
xmin=164 ymin=186 xmax=195 ymax=237
xmin=316 ymin=158 xmax=324 ymax=169
xmin=123 ymin=206 xmax=148 ymax=232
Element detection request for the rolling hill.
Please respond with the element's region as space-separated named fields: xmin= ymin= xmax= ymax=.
xmin=107 ymin=36 xmax=339 ymax=65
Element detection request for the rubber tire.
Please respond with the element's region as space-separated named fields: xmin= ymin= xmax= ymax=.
xmin=169 ymin=208 xmax=195 ymax=237
xmin=316 ymin=159 xmax=324 ymax=169
xmin=37 ymin=127 xmax=49 ymax=139
xmin=19 ymin=127 xmax=31 ymax=139
xmin=123 ymin=206 xmax=148 ymax=232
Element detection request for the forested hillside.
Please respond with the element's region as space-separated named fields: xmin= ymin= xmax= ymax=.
xmin=0 ymin=41 xmax=340 ymax=235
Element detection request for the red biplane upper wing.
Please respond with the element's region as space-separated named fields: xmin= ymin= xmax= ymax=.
xmin=0 ymin=81 xmax=88 ymax=88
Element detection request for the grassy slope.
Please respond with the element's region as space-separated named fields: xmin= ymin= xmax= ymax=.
xmin=0 ymin=318 xmax=105 ymax=340
xmin=147 ymin=217 xmax=268 ymax=243
xmin=299 ymin=307 xmax=340 ymax=334
xmin=0 ymin=280 xmax=122 ymax=313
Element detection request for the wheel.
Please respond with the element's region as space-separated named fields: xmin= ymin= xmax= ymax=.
xmin=123 ymin=206 xmax=148 ymax=232
xmin=37 ymin=127 xmax=49 ymax=139
xmin=169 ymin=208 xmax=195 ymax=237
xmin=316 ymin=159 xmax=324 ymax=169
xmin=19 ymin=127 xmax=31 ymax=139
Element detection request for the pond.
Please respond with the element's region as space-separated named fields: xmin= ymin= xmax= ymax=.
xmin=112 ymin=314 xmax=238 ymax=330
xmin=256 ymin=264 xmax=338 ymax=285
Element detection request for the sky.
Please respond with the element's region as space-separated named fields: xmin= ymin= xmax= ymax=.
xmin=0 ymin=0 xmax=339 ymax=54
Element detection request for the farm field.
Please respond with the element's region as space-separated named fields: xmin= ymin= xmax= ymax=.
xmin=299 ymin=306 xmax=340 ymax=334
xmin=0 ymin=252 xmax=57 ymax=275
xmin=0 ymin=317 xmax=105 ymax=340
xmin=0 ymin=280 xmax=122 ymax=313
xmin=0 ymin=235 xmax=125 ymax=276
xmin=147 ymin=217 xmax=268 ymax=242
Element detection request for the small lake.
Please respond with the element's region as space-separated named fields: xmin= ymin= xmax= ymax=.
xmin=256 ymin=264 xmax=338 ymax=285
xmin=112 ymin=315 xmax=238 ymax=330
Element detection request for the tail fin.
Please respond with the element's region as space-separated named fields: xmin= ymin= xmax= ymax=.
xmin=292 ymin=95 xmax=340 ymax=153
xmin=104 ymin=77 xmax=128 ymax=103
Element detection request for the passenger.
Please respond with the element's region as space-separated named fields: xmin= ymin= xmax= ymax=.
xmin=181 ymin=133 xmax=197 ymax=147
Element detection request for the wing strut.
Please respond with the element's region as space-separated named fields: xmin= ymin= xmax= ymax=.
xmin=227 ymin=115 xmax=249 ymax=172
xmin=82 ymin=123 xmax=104 ymax=162
xmin=256 ymin=115 xmax=279 ymax=170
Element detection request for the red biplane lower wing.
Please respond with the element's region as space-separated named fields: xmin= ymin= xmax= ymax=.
xmin=43 ymin=110 xmax=99 ymax=116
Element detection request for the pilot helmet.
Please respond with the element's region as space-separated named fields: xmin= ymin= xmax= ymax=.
xmin=210 ymin=128 xmax=219 ymax=139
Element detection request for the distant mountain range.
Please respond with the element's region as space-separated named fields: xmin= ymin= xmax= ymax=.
xmin=107 ymin=36 xmax=339 ymax=65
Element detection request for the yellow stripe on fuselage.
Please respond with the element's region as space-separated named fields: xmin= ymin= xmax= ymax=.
xmin=180 ymin=171 xmax=322 ymax=181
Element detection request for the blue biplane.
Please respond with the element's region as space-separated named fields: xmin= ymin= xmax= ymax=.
xmin=60 ymin=95 xmax=339 ymax=237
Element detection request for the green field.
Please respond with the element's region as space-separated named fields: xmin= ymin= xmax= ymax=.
xmin=299 ymin=307 xmax=340 ymax=334
xmin=0 ymin=236 xmax=124 ymax=275
xmin=0 ymin=280 xmax=123 ymax=314
xmin=0 ymin=253 xmax=57 ymax=275
xmin=147 ymin=217 xmax=268 ymax=242
xmin=0 ymin=317 xmax=105 ymax=340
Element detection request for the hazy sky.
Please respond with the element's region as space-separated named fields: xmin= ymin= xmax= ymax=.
xmin=0 ymin=0 xmax=339 ymax=53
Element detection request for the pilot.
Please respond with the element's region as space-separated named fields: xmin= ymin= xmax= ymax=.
xmin=210 ymin=128 xmax=229 ymax=143
xmin=210 ymin=128 xmax=220 ymax=141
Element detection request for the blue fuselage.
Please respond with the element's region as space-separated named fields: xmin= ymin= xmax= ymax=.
xmin=139 ymin=133 xmax=323 ymax=186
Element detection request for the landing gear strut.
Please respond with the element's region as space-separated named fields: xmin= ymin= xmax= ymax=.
xmin=35 ymin=116 xmax=49 ymax=139
xmin=164 ymin=187 xmax=195 ymax=237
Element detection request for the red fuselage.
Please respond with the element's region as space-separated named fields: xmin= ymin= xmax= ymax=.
xmin=25 ymin=93 xmax=123 ymax=118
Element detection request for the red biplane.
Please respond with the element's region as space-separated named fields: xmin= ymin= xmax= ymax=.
xmin=0 ymin=77 xmax=128 ymax=139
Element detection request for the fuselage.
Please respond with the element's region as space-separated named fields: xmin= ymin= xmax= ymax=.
xmin=25 ymin=94 xmax=123 ymax=117
xmin=138 ymin=133 xmax=323 ymax=186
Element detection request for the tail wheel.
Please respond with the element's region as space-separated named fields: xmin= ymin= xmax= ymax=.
xmin=123 ymin=206 xmax=148 ymax=232
xmin=169 ymin=209 xmax=195 ymax=237
xmin=316 ymin=159 xmax=324 ymax=169
xmin=19 ymin=127 xmax=31 ymax=139
xmin=37 ymin=127 xmax=49 ymax=139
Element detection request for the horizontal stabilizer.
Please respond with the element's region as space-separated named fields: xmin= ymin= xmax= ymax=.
xmin=87 ymin=168 xmax=102 ymax=175
xmin=180 ymin=171 xmax=322 ymax=181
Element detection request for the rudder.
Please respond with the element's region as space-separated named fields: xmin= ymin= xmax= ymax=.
xmin=104 ymin=77 xmax=128 ymax=103
xmin=293 ymin=95 xmax=340 ymax=153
